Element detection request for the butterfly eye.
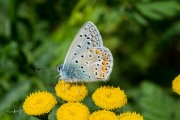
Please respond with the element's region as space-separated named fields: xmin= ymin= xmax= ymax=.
xmin=57 ymin=67 xmax=61 ymax=71
xmin=57 ymin=64 xmax=62 ymax=72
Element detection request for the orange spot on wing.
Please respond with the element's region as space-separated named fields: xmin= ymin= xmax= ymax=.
xmin=102 ymin=52 xmax=107 ymax=56
xmin=102 ymin=67 xmax=107 ymax=72
xmin=102 ymin=61 xmax=107 ymax=65
xmin=96 ymin=50 xmax=101 ymax=54
xmin=103 ymin=56 xmax=108 ymax=61
xmin=100 ymin=72 xmax=104 ymax=78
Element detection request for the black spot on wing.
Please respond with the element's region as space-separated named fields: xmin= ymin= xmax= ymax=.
xmin=77 ymin=44 xmax=81 ymax=48
xmin=81 ymin=55 xmax=84 ymax=58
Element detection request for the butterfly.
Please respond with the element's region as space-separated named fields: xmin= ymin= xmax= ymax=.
xmin=57 ymin=21 xmax=113 ymax=82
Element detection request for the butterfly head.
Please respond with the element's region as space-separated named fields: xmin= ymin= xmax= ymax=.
xmin=57 ymin=64 xmax=63 ymax=73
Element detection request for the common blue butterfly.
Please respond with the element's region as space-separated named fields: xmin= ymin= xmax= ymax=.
xmin=57 ymin=21 xmax=113 ymax=82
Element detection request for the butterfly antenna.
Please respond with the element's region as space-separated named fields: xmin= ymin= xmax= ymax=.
xmin=56 ymin=74 xmax=61 ymax=79
xmin=48 ymin=68 xmax=56 ymax=77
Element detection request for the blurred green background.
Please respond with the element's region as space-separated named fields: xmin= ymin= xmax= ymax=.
xmin=0 ymin=0 xmax=180 ymax=120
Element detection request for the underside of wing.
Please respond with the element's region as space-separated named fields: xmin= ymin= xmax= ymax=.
xmin=63 ymin=21 xmax=103 ymax=68
xmin=70 ymin=46 xmax=113 ymax=82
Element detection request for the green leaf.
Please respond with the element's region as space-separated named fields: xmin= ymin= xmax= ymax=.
xmin=133 ymin=12 xmax=148 ymax=26
xmin=163 ymin=21 xmax=180 ymax=40
xmin=0 ymin=81 xmax=31 ymax=118
xmin=137 ymin=1 xmax=180 ymax=20
xmin=139 ymin=81 xmax=179 ymax=120
xmin=48 ymin=105 xmax=58 ymax=120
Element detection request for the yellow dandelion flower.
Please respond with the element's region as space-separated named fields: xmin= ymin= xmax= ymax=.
xmin=92 ymin=86 xmax=127 ymax=110
xmin=55 ymin=80 xmax=88 ymax=102
xmin=118 ymin=112 xmax=143 ymax=120
xmin=56 ymin=102 xmax=90 ymax=120
xmin=89 ymin=110 xmax=118 ymax=120
xmin=172 ymin=74 xmax=180 ymax=95
xmin=23 ymin=91 xmax=57 ymax=116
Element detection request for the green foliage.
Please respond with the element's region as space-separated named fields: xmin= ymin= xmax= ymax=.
xmin=0 ymin=0 xmax=180 ymax=119
xmin=137 ymin=1 xmax=180 ymax=21
xmin=127 ymin=81 xmax=180 ymax=120
xmin=139 ymin=82 xmax=178 ymax=120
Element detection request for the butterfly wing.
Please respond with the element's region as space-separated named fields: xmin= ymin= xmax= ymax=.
xmin=71 ymin=46 xmax=113 ymax=81
xmin=63 ymin=21 xmax=103 ymax=67
xmin=61 ymin=21 xmax=113 ymax=82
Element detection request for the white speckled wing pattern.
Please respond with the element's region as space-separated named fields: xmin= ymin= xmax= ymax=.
xmin=63 ymin=21 xmax=103 ymax=66
xmin=61 ymin=21 xmax=113 ymax=82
